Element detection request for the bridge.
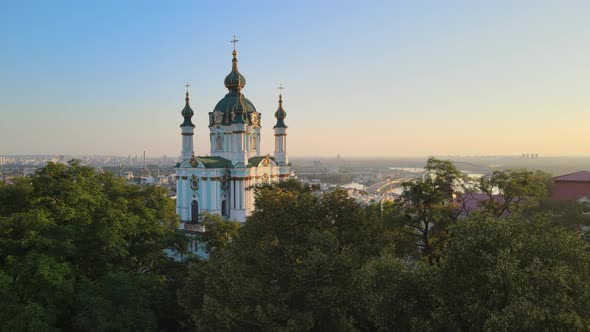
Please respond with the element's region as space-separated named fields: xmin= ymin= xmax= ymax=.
xmin=366 ymin=176 xmax=413 ymax=194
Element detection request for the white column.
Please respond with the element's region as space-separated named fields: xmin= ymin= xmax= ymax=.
xmin=180 ymin=125 xmax=195 ymax=161
xmin=274 ymin=127 xmax=288 ymax=165
xmin=231 ymin=124 xmax=248 ymax=166
xmin=210 ymin=132 xmax=215 ymax=156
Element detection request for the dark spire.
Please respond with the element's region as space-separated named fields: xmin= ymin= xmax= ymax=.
xmin=180 ymin=82 xmax=195 ymax=127
xmin=274 ymin=85 xmax=287 ymax=128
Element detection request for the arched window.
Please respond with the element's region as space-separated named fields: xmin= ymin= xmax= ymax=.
xmin=216 ymin=135 xmax=223 ymax=151
xmin=250 ymin=135 xmax=256 ymax=150
xmin=221 ymin=199 xmax=228 ymax=217
xmin=191 ymin=200 xmax=199 ymax=223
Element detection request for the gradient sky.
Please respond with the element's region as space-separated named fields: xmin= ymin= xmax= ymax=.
xmin=1 ymin=0 xmax=589 ymax=158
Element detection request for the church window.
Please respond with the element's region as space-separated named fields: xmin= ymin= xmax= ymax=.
xmin=250 ymin=135 xmax=256 ymax=150
xmin=191 ymin=200 xmax=199 ymax=223
xmin=216 ymin=135 xmax=223 ymax=151
xmin=221 ymin=199 xmax=228 ymax=217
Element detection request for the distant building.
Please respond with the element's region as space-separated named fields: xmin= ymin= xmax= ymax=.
xmin=551 ymin=171 xmax=590 ymax=201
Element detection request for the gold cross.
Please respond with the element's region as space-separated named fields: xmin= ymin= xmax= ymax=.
xmin=231 ymin=35 xmax=239 ymax=51
xmin=185 ymin=82 xmax=190 ymax=93
xmin=278 ymin=83 xmax=284 ymax=93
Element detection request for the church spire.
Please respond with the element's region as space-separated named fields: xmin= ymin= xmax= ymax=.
xmin=273 ymin=84 xmax=289 ymax=166
xmin=224 ymin=35 xmax=246 ymax=92
xmin=179 ymin=82 xmax=196 ymax=162
xmin=181 ymin=82 xmax=195 ymax=127
xmin=274 ymin=84 xmax=287 ymax=128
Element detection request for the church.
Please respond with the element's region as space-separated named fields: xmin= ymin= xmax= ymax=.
xmin=175 ymin=40 xmax=291 ymax=228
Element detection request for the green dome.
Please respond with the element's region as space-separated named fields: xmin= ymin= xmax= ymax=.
xmin=210 ymin=49 xmax=260 ymax=126
xmin=211 ymin=92 xmax=257 ymax=126
xmin=273 ymin=94 xmax=287 ymax=128
xmin=224 ymin=50 xmax=246 ymax=91
xmin=180 ymin=92 xmax=195 ymax=127
xmin=232 ymin=94 xmax=246 ymax=124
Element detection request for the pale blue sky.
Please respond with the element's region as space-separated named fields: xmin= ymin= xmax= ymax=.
xmin=1 ymin=0 xmax=589 ymax=157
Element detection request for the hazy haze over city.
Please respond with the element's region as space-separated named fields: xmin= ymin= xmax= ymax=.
xmin=1 ymin=0 xmax=589 ymax=157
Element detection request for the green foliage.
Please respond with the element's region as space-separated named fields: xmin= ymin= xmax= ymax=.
xmin=391 ymin=158 xmax=464 ymax=262
xmin=434 ymin=216 xmax=590 ymax=330
xmin=200 ymin=213 xmax=241 ymax=255
xmin=312 ymin=173 xmax=354 ymax=185
xmin=179 ymin=182 xmax=394 ymax=331
xmin=2 ymin=161 xmax=589 ymax=331
xmin=350 ymin=256 xmax=436 ymax=331
xmin=0 ymin=177 xmax=33 ymax=215
xmin=73 ymin=272 xmax=161 ymax=332
xmin=473 ymin=169 xmax=552 ymax=217
xmin=534 ymin=199 xmax=590 ymax=235
xmin=0 ymin=161 xmax=188 ymax=331
xmin=181 ymin=177 xmax=590 ymax=331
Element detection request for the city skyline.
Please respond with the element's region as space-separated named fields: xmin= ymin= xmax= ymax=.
xmin=1 ymin=1 xmax=589 ymax=157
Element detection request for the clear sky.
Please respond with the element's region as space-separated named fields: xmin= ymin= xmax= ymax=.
xmin=1 ymin=0 xmax=589 ymax=158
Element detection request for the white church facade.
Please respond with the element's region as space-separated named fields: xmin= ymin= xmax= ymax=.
xmin=175 ymin=43 xmax=291 ymax=227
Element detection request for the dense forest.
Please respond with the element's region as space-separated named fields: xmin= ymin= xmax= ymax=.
xmin=1 ymin=159 xmax=589 ymax=331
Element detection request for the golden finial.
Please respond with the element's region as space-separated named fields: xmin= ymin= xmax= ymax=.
xmin=230 ymin=35 xmax=239 ymax=58
xmin=185 ymin=82 xmax=191 ymax=97
xmin=278 ymin=83 xmax=284 ymax=101
xmin=231 ymin=35 xmax=239 ymax=51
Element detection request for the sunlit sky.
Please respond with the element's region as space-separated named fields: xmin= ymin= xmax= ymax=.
xmin=1 ymin=0 xmax=589 ymax=158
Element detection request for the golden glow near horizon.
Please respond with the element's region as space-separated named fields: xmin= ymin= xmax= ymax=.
xmin=1 ymin=1 xmax=589 ymax=157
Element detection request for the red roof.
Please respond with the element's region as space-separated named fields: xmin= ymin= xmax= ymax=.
xmin=553 ymin=171 xmax=590 ymax=182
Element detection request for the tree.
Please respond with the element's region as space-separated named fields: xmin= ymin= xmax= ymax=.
xmin=0 ymin=161 xmax=188 ymax=331
xmin=434 ymin=216 xmax=590 ymax=330
xmin=179 ymin=181 xmax=394 ymax=331
xmin=199 ymin=213 xmax=241 ymax=255
xmin=73 ymin=272 xmax=161 ymax=331
xmin=529 ymin=199 xmax=590 ymax=241
xmin=390 ymin=158 xmax=464 ymax=263
xmin=0 ymin=176 xmax=33 ymax=215
xmin=474 ymin=169 xmax=552 ymax=217
xmin=350 ymin=255 xmax=436 ymax=331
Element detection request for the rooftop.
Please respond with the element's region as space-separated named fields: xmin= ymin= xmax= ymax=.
xmin=553 ymin=171 xmax=590 ymax=182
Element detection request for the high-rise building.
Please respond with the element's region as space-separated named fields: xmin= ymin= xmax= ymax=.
xmin=175 ymin=41 xmax=291 ymax=226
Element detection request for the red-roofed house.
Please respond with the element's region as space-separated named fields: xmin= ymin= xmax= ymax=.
xmin=551 ymin=171 xmax=590 ymax=201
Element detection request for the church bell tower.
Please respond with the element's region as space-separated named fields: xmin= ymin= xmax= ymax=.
xmin=273 ymin=86 xmax=288 ymax=166
xmin=179 ymin=82 xmax=195 ymax=162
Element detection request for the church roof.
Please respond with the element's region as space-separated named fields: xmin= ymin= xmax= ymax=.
xmin=248 ymin=155 xmax=276 ymax=167
xmin=195 ymin=156 xmax=234 ymax=168
xmin=211 ymin=92 xmax=257 ymax=126
xmin=177 ymin=156 xmax=234 ymax=169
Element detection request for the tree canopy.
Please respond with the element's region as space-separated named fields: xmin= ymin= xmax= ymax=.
xmin=0 ymin=161 xmax=188 ymax=331
xmin=180 ymin=181 xmax=394 ymax=331
xmin=180 ymin=176 xmax=590 ymax=331
xmin=2 ymin=160 xmax=589 ymax=331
